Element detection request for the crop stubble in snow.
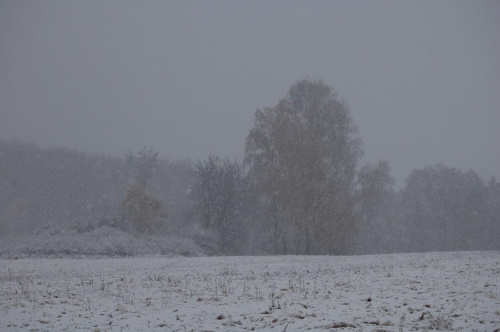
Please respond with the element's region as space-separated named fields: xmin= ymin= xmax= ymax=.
xmin=0 ymin=251 xmax=499 ymax=331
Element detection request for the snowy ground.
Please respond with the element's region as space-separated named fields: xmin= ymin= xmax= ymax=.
xmin=1 ymin=252 xmax=499 ymax=331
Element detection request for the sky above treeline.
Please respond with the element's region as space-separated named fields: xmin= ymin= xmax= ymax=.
xmin=1 ymin=1 xmax=499 ymax=187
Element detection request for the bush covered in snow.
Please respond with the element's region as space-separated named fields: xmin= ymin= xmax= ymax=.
xmin=0 ymin=226 xmax=205 ymax=259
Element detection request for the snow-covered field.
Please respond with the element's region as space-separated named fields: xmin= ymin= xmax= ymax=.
xmin=1 ymin=252 xmax=499 ymax=331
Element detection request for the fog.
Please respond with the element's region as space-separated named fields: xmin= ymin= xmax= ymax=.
xmin=1 ymin=1 xmax=499 ymax=258
xmin=1 ymin=1 xmax=499 ymax=186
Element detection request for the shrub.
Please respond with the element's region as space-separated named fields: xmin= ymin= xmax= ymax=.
xmin=122 ymin=184 xmax=167 ymax=233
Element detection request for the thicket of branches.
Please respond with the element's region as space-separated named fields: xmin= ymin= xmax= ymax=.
xmin=1 ymin=79 xmax=498 ymax=255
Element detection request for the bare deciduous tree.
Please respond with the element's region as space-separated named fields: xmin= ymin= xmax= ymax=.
xmin=191 ymin=156 xmax=244 ymax=253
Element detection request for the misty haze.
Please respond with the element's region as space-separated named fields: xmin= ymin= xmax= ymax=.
xmin=1 ymin=1 xmax=499 ymax=331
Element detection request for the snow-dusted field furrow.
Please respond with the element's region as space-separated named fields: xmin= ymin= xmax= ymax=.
xmin=1 ymin=252 xmax=499 ymax=331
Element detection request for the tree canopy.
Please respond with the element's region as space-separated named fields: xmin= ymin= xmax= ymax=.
xmin=245 ymin=79 xmax=363 ymax=254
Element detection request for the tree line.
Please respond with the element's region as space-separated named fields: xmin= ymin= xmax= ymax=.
xmin=0 ymin=79 xmax=498 ymax=254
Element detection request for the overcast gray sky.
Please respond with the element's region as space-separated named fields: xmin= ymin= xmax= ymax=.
xmin=1 ymin=1 xmax=499 ymax=187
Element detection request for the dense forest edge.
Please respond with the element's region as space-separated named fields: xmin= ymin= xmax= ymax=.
xmin=1 ymin=79 xmax=499 ymax=257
